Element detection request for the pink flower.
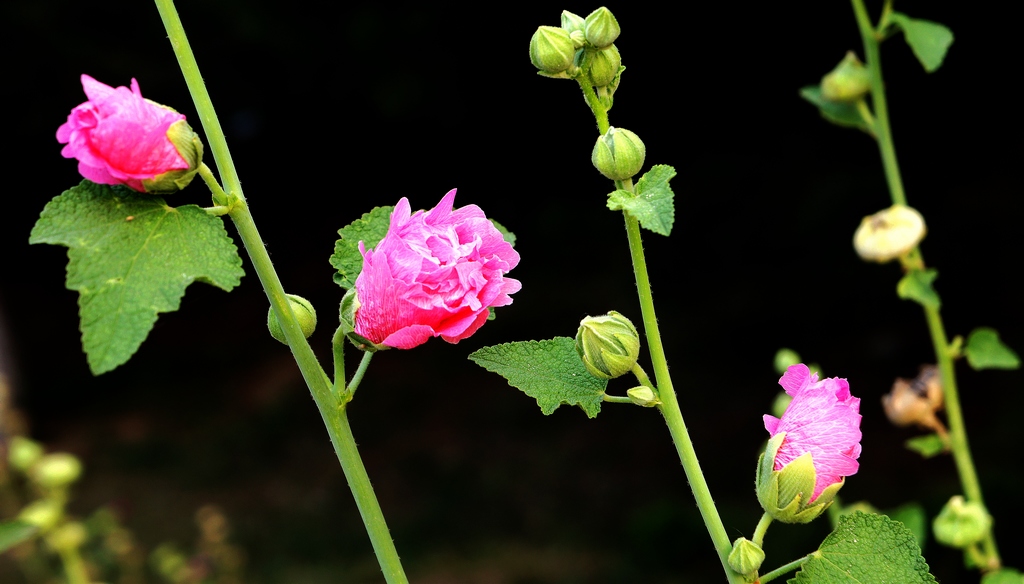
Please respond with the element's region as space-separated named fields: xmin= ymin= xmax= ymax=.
xmin=57 ymin=74 xmax=200 ymax=193
xmin=763 ymin=364 xmax=862 ymax=501
xmin=353 ymin=189 xmax=521 ymax=349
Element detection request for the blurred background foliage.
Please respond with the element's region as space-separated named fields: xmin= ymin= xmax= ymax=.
xmin=1 ymin=1 xmax=1020 ymax=582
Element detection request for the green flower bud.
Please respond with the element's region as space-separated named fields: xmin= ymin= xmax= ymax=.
xmin=626 ymin=386 xmax=660 ymax=407
xmin=728 ymin=537 xmax=765 ymax=580
xmin=19 ymin=499 xmax=64 ymax=531
xmin=560 ymin=10 xmax=586 ymax=34
xmin=267 ymin=294 xmax=317 ymax=344
xmin=529 ymin=26 xmax=576 ymax=74
xmin=773 ymin=348 xmax=802 ymax=375
xmin=339 ymin=288 xmax=385 ymax=352
xmin=46 ymin=522 xmax=88 ymax=552
xmin=820 ymin=51 xmax=871 ymax=103
xmin=933 ymin=496 xmax=992 ymax=549
xmin=141 ymin=119 xmax=204 ymax=195
xmin=32 ymin=453 xmax=83 ymax=489
xmin=575 ymin=311 xmax=641 ymax=379
xmin=853 ymin=204 xmax=926 ymax=263
xmin=569 ymin=30 xmax=587 ymax=50
xmin=584 ymin=7 xmax=621 ymax=48
xmin=592 ymin=127 xmax=645 ymax=181
xmin=769 ymin=391 xmax=793 ymax=420
xmin=581 ymin=45 xmax=621 ymax=87
xmin=756 ymin=434 xmax=842 ymax=524
xmin=8 ymin=436 xmax=44 ymax=472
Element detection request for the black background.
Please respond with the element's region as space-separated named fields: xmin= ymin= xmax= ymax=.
xmin=2 ymin=1 xmax=1021 ymax=582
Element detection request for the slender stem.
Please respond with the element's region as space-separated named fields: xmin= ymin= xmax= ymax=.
xmin=202 ymin=206 xmax=230 ymax=216
xmin=631 ymin=362 xmax=656 ymax=391
xmin=154 ymin=1 xmax=408 ymax=579
xmin=332 ymin=325 xmax=347 ymax=400
xmin=346 ymin=352 xmax=375 ymax=401
xmin=603 ymin=394 xmax=634 ymax=404
xmin=751 ymin=512 xmax=773 ymax=548
xmin=577 ymin=80 xmax=610 ymax=134
xmin=758 ymin=555 xmax=811 ymax=584
xmin=850 ymin=0 xmax=999 ymax=568
xmin=197 ymin=162 xmax=229 ymax=206
xmin=57 ymin=545 xmax=89 ymax=584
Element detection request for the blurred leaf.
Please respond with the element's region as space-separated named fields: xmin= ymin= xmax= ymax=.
xmin=490 ymin=219 xmax=517 ymax=247
xmin=887 ymin=502 xmax=928 ymax=550
xmin=905 ymin=433 xmax=947 ymax=458
xmin=799 ymin=86 xmax=871 ymax=133
xmin=897 ymin=269 xmax=940 ymax=309
xmin=788 ymin=512 xmax=936 ymax=584
xmin=607 ymin=164 xmax=676 ymax=236
xmin=29 ymin=181 xmax=244 ymax=375
xmin=0 ymin=520 xmax=38 ymax=552
xmin=890 ymin=12 xmax=954 ymax=73
xmin=982 ymin=568 xmax=1024 ymax=584
xmin=469 ymin=337 xmax=607 ymax=417
xmin=964 ymin=327 xmax=1020 ymax=370
xmin=330 ymin=205 xmax=394 ymax=289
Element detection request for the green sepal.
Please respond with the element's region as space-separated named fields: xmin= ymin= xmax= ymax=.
xmin=799 ymin=86 xmax=871 ymax=134
xmin=897 ymin=268 xmax=940 ymax=309
xmin=606 ymin=164 xmax=676 ymax=236
xmin=905 ymin=433 xmax=947 ymax=458
xmin=964 ymin=327 xmax=1020 ymax=370
xmin=889 ymin=12 xmax=954 ymax=73
xmin=330 ymin=205 xmax=394 ymax=289
xmin=757 ymin=434 xmax=839 ymax=524
xmin=339 ymin=287 xmax=385 ymax=352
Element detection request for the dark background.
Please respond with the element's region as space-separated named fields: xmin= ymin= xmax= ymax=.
xmin=2 ymin=1 xmax=1020 ymax=582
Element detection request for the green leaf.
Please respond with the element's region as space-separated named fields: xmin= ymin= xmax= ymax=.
xmin=905 ymin=433 xmax=947 ymax=458
xmin=606 ymin=164 xmax=676 ymax=236
xmin=897 ymin=269 xmax=940 ymax=309
xmin=982 ymin=568 xmax=1024 ymax=584
xmin=799 ymin=86 xmax=871 ymax=133
xmin=469 ymin=337 xmax=607 ymax=418
xmin=890 ymin=12 xmax=954 ymax=73
xmin=788 ymin=512 xmax=937 ymax=584
xmin=886 ymin=502 xmax=928 ymax=550
xmin=0 ymin=520 xmax=39 ymax=552
xmin=964 ymin=327 xmax=1021 ymax=370
xmin=329 ymin=205 xmax=394 ymax=289
xmin=490 ymin=219 xmax=517 ymax=247
xmin=29 ymin=181 xmax=244 ymax=375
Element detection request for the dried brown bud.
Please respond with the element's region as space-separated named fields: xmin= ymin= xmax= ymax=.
xmin=882 ymin=365 xmax=947 ymax=437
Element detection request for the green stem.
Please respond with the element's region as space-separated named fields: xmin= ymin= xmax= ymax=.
xmin=758 ymin=555 xmax=810 ymax=584
xmin=850 ymin=0 xmax=1000 ymax=568
xmin=57 ymin=545 xmax=90 ymax=584
xmin=332 ymin=325 xmax=347 ymax=400
xmin=751 ymin=512 xmax=773 ymax=548
xmin=154 ymin=1 xmax=408 ymax=580
xmin=622 ymin=210 xmax=739 ymax=583
xmin=603 ymin=394 xmax=634 ymax=404
xmin=577 ymin=80 xmax=610 ymax=134
xmin=197 ymin=162 xmax=229 ymax=206
xmin=631 ymin=362 xmax=656 ymax=391
xmin=346 ymin=352 xmax=374 ymax=401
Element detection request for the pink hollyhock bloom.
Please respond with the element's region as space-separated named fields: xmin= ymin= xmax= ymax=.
xmin=353 ymin=189 xmax=521 ymax=349
xmin=763 ymin=364 xmax=862 ymax=501
xmin=56 ymin=74 xmax=196 ymax=193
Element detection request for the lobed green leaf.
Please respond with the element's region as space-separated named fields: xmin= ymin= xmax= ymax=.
xmin=964 ymin=327 xmax=1020 ymax=370
xmin=606 ymin=164 xmax=676 ymax=236
xmin=897 ymin=269 xmax=940 ymax=309
xmin=29 ymin=181 xmax=244 ymax=375
xmin=788 ymin=512 xmax=937 ymax=584
xmin=890 ymin=12 xmax=954 ymax=73
xmin=469 ymin=337 xmax=607 ymax=418
xmin=799 ymin=86 xmax=872 ymax=133
xmin=329 ymin=206 xmax=394 ymax=289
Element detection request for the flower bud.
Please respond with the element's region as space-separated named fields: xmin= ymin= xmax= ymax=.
xmin=529 ymin=26 xmax=576 ymax=74
xmin=19 ymin=499 xmax=64 ymax=531
xmin=8 ymin=436 xmax=44 ymax=472
xmin=728 ymin=537 xmax=765 ymax=579
xmin=626 ymin=386 xmax=660 ymax=407
xmin=933 ymin=496 xmax=991 ymax=549
xmin=756 ymin=433 xmax=844 ymax=524
xmin=140 ymin=119 xmax=204 ymax=194
xmin=47 ymin=522 xmax=88 ymax=552
xmin=32 ymin=453 xmax=83 ymax=489
xmin=820 ymin=52 xmax=871 ymax=103
xmin=575 ymin=311 xmax=641 ymax=379
xmin=853 ymin=204 xmax=926 ymax=263
xmin=584 ymin=7 xmax=621 ymax=48
xmin=581 ymin=45 xmax=621 ymax=87
xmin=267 ymin=294 xmax=317 ymax=344
xmin=592 ymin=127 xmax=645 ymax=181
xmin=560 ymin=10 xmax=586 ymax=34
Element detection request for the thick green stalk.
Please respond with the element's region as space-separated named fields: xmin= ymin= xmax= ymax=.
xmin=153 ymin=1 xmax=408 ymax=580
xmin=850 ymin=0 xmax=999 ymax=568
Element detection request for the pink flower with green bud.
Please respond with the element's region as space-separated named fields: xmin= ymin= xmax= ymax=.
xmin=57 ymin=74 xmax=202 ymax=194
xmin=352 ymin=189 xmax=521 ymax=350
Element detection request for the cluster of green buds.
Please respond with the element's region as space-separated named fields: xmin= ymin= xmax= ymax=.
xmin=529 ymin=8 xmax=625 ymax=97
